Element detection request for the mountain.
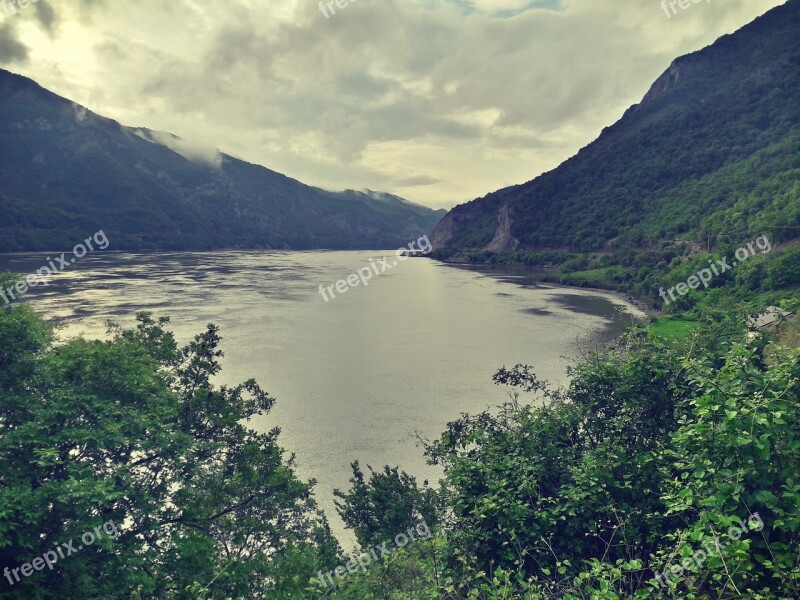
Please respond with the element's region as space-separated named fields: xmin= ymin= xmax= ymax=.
xmin=431 ymin=0 xmax=800 ymax=261
xmin=0 ymin=70 xmax=446 ymax=252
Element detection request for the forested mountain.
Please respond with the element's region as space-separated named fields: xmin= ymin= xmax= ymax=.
xmin=431 ymin=0 xmax=800 ymax=259
xmin=0 ymin=70 xmax=445 ymax=252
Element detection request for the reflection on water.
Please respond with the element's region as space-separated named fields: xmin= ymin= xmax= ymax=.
xmin=0 ymin=250 xmax=644 ymax=544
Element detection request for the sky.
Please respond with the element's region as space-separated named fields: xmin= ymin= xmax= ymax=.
xmin=0 ymin=0 xmax=787 ymax=210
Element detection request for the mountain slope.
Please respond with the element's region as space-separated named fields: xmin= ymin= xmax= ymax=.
xmin=431 ymin=0 xmax=800 ymax=258
xmin=0 ymin=70 xmax=445 ymax=252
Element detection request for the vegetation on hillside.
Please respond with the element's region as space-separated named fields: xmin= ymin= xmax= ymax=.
xmin=322 ymin=315 xmax=799 ymax=599
xmin=0 ymin=71 xmax=445 ymax=253
xmin=431 ymin=0 xmax=800 ymax=311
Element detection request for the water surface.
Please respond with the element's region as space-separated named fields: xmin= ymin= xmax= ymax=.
xmin=0 ymin=250 xmax=644 ymax=543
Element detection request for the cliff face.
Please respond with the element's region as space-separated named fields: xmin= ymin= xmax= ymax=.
xmin=430 ymin=200 xmax=485 ymax=250
xmin=431 ymin=183 xmax=518 ymax=255
xmin=485 ymin=204 xmax=519 ymax=253
xmin=639 ymin=52 xmax=706 ymax=106
xmin=431 ymin=0 xmax=800 ymax=257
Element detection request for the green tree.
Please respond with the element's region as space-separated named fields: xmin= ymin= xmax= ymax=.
xmin=0 ymin=309 xmax=338 ymax=599
xmin=334 ymin=462 xmax=439 ymax=549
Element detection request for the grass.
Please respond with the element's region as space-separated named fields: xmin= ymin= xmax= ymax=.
xmin=648 ymin=317 xmax=701 ymax=340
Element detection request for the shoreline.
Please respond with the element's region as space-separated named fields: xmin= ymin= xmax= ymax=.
xmin=431 ymin=257 xmax=661 ymax=321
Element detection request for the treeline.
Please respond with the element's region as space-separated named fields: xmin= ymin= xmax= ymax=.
xmin=443 ymin=229 xmax=800 ymax=317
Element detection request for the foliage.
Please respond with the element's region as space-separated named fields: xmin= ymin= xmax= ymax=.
xmin=647 ymin=318 xmax=700 ymax=340
xmin=330 ymin=322 xmax=799 ymax=599
xmin=0 ymin=309 xmax=339 ymax=599
xmin=2 ymin=293 xmax=799 ymax=599
xmin=334 ymin=462 xmax=440 ymax=549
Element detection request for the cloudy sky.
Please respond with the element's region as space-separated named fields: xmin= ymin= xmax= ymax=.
xmin=0 ymin=0 xmax=786 ymax=210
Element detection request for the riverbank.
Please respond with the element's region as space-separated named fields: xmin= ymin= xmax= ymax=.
xmin=429 ymin=257 xmax=660 ymax=321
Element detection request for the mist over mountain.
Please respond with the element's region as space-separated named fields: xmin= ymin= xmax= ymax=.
xmin=0 ymin=70 xmax=445 ymax=252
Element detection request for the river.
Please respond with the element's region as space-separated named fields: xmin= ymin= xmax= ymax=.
xmin=0 ymin=250 xmax=645 ymax=544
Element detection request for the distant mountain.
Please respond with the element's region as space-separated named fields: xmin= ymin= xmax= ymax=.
xmin=0 ymin=70 xmax=445 ymax=252
xmin=431 ymin=0 xmax=800 ymax=259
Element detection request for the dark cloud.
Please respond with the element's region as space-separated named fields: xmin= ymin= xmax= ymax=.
xmin=0 ymin=23 xmax=27 ymax=63
xmin=34 ymin=0 xmax=56 ymax=31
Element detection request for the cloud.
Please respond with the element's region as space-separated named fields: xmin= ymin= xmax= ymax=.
xmin=33 ymin=0 xmax=56 ymax=31
xmin=133 ymin=128 xmax=223 ymax=169
xmin=72 ymin=103 xmax=88 ymax=122
xmin=0 ymin=0 xmax=787 ymax=207
xmin=0 ymin=23 xmax=27 ymax=62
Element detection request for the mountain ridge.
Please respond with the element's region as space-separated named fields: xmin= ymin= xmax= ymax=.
xmin=431 ymin=0 xmax=800 ymax=259
xmin=0 ymin=69 xmax=445 ymax=252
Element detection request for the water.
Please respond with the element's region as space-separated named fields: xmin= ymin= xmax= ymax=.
xmin=0 ymin=250 xmax=645 ymax=544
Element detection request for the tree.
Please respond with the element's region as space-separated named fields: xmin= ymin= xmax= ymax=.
xmin=334 ymin=462 xmax=439 ymax=549
xmin=0 ymin=309 xmax=338 ymax=599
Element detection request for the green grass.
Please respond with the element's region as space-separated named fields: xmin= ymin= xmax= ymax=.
xmin=648 ymin=317 xmax=700 ymax=340
xmin=564 ymin=267 xmax=618 ymax=285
